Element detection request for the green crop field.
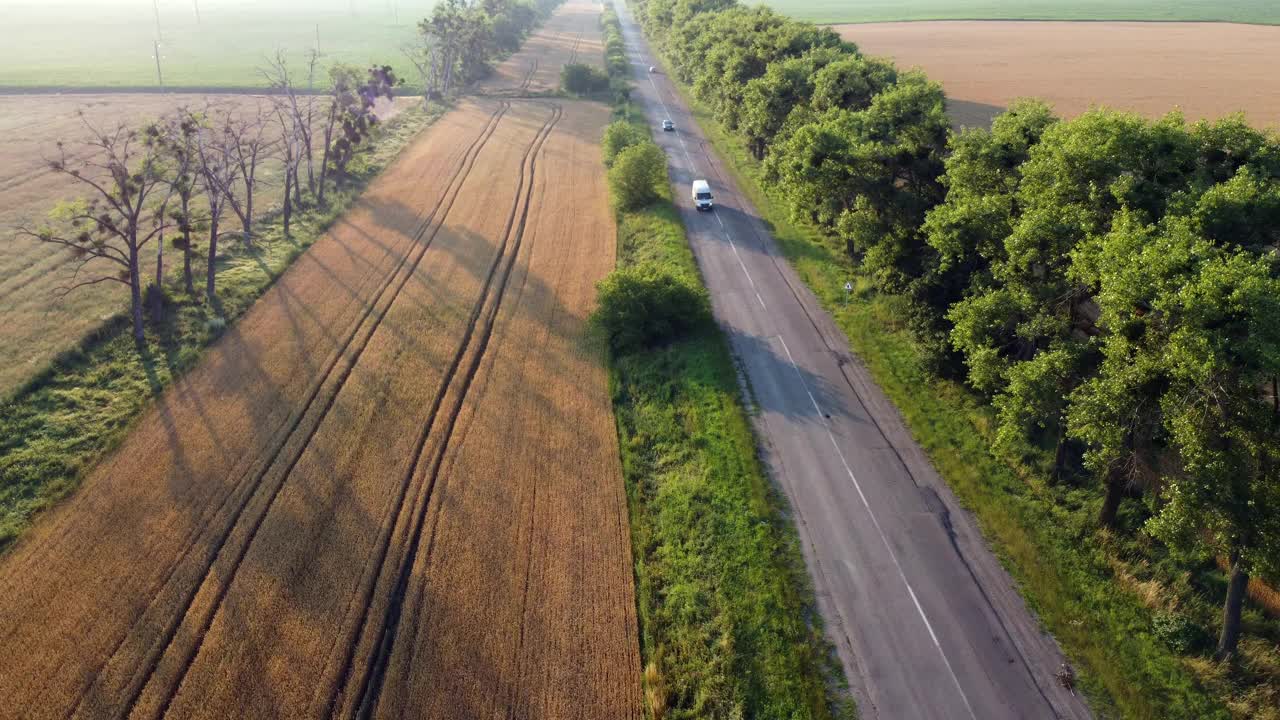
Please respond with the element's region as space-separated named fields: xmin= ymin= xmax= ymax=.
xmin=0 ymin=0 xmax=439 ymax=89
xmin=761 ymin=0 xmax=1280 ymax=25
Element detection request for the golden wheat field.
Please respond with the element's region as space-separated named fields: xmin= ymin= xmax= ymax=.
xmin=837 ymin=21 xmax=1280 ymax=129
xmin=0 ymin=3 xmax=641 ymax=716
xmin=481 ymin=0 xmax=606 ymax=95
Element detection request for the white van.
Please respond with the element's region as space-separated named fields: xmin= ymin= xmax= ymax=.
xmin=692 ymin=179 xmax=713 ymax=211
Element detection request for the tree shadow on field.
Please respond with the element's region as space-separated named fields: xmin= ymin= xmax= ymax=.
xmin=947 ymin=99 xmax=1006 ymax=130
xmin=54 ymin=148 xmax=621 ymax=716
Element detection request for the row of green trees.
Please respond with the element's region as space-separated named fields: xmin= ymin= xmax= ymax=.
xmin=633 ymin=0 xmax=1280 ymax=661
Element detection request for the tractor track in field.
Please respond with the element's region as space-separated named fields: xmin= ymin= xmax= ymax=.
xmin=336 ymin=102 xmax=563 ymax=720
xmin=365 ymin=105 xmax=562 ymax=720
xmin=309 ymin=100 xmax=558 ymax=718
xmin=133 ymin=101 xmax=513 ymax=720
xmin=566 ymin=30 xmax=583 ymax=65
xmin=58 ymin=101 xmax=512 ymax=720
xmin=520 ymin=58 xmax=539 ymax=90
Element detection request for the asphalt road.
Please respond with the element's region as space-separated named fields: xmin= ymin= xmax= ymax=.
xmin=616 ymin=4 xmax=1095 ymax=719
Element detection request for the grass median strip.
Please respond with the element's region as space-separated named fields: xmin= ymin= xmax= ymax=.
xmin=606 ymin=181 xmax=849 ymax=720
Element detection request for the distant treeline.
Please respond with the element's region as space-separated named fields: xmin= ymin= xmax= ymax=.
xmin=632 ymin=0 xmax=1280 ymax=667
xmin=403 ymin=0 xmax=565 ymax=97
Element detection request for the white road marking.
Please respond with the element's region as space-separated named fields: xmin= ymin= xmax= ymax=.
xmin=776 ymin=335 xmax=979 ymax=720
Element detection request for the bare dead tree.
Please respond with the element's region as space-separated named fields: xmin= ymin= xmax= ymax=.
xmin=153 ymin=109 xmax=205 ymax=296
xmin=18 ymin=113 xmax=173 ymax=342
xmin=220 ymin=106 xmax=273 ymax=246
xmin=267 ymin=96 xmax=303 ymax=236
xmin=402 ymin=34 xmax=442 ymax=106
xmin=261 ymin=49 xmax=319 ymax=202
xmin=192 ymin=106 xmax=241 ymax=301
xmin=316 ymin=66 xmax=356 ymax=205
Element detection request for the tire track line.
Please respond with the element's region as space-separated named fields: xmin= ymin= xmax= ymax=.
xmin=5 ymin=112 xmax=491 ymax=614
xmin=388 ymin=110 xmax=558 ymax=717
xmin=568 ymin=29 xmax=584 ymax=65
xmin=309 ymin=102 xmax=557 ymax=718
xmin=74 ymin=101 xmax=510 ymax=720
xmin=520 ymin=58 xmax=539 ymax=90
xmin=337 ymin=103 xmax=562 ymax=720
xmin=133 ymin=101 xmax=512 ymax=720
xmin=346 ymin=103 xmax=562 ymax=720
xmin=388 ymin=104 xmax=562 ymax=718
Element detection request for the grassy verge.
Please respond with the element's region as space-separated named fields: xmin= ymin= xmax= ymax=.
xmin=607 ymin=172 xmax=849 ymax=720
xmin=0 ymin=102 xmax=447 ymax=551
xmin=657 ymin=48 xmax=1280 ymax=720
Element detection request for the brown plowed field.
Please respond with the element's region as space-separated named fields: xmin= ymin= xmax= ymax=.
xmin=836 ymin=21 xmax=1280 ymax=129
xmin=0 ymin=89 xmax=639 ymax=718
xmin=482 ymin=0 xmax=604 ymax=94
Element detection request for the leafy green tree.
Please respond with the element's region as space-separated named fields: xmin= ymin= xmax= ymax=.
xmin=949 ymin=111 xmax=1200 ymax=480
xmin=834 ymin=71 xmax=950 ymax=290
xmin=1192 ymin=164 xmax=1280 ymax=251
xmin=919 ymin=99 xmax=1057 ymax=374
xmin=608 ymin=142 xmax=668 ymax=210
xmin=602 ymin=121 xmax=648 ymax=167
xmin=595 ymin=268 xmax=709 ymax=353
xmin=1066 ymin=212 xmax=1181 ymax=525
xmin=738 ymin=48 xmax=842 ymax=159
xmin=810 ymin=55 xmax=897 ymax=113
xmin=562 ymin=63 xmax=610 ymax=94
xmin=1140 ymin=239 xmax=1280 ymax=660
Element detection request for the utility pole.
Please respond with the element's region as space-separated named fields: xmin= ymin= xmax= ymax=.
xmin=153 ymin=39 xmax=165 ymax=89
xmin=193 ymin=0 xmax=201 ymax=24
xmin=152 ymin=0 xmax=163 ymax=41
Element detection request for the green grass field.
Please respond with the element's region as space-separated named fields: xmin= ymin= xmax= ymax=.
xmin=762 ymin=0 xmax=1280 ymax=25
xmin=0 ymin=0 xmax=438 ymax=88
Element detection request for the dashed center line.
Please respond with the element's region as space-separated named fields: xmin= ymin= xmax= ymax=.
xmin=776 ymin=335 xmax=979 ymax=720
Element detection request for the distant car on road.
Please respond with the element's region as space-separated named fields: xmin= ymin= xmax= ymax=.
xmin=648 ymin=65 xmax=656 ymax=73
xmin=692 ymin=179 xmax=713 ymax=211
xmin=662 ymin=119 xmax=674 ymax=132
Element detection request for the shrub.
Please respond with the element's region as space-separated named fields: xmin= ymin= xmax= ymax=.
xmin=602 ymin=120 xmax=648 ymax=166
xmin=595 ymin=268 xmax=709 ymax=354
xmin=561 ymin=62 xmax=609 ymax=95
xmin=608 ymin=142 xmax=667 ymax=210
xmin=1152 ymin=610 xmax=1209 ymax=654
